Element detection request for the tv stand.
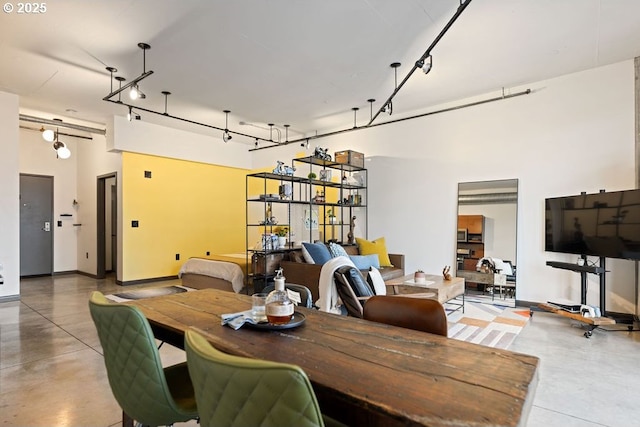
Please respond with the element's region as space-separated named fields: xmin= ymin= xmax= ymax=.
xmin=537 ymin=256 xmax=616 ymax=338
xmin=546 ymin=256 xmax=607 ymax=314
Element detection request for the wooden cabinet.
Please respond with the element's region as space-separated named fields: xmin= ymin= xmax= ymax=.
xmin=457 ymin=215 xmax=486 ymax=278
xmin=458 ymin=215 xmax=484 ymax=242
xmin=466 ymin=215 xmax=484 ymax=235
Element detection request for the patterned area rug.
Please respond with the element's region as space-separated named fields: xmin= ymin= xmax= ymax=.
xmin=446 ymin=298 xmax=530 ymax=349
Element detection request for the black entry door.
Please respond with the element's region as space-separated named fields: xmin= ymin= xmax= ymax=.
xmin=20 ymin=174 xmax=53 ymax=276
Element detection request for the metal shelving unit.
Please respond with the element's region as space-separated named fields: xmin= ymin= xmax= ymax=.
xmin=246 ymin=156 xmax=367 ymax=292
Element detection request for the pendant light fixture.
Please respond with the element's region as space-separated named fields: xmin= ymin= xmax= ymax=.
xmin=367 ymin=99 xmax=376 ymax=122
xmin=127 ymin=106 xmax=141 ymax=121
xmin=162 ymin=91 xmax=171 ymax=115
xmin=128 ymin=43 xmax=151 ymax=101
xmin=222 ymin=110 xmax=232 ymax=142
xmin=52 ymin=131 xmax=71 ymax=159
xmin=114 ymin=76 xmax=126 ymax=102
xmin=41 ymin=118 xmax=63 ymax=142
xmin=41 ymin=127 xmax=55 ymax=142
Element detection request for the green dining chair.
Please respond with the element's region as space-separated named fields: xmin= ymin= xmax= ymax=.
xmin=89 ymin=291 xmax=198 ymax=427
xmin=185 ymin=329 xmax=339 ymax=427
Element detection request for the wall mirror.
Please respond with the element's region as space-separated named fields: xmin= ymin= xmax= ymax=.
xmin=456 ymin=179 xmax=518 ymax=306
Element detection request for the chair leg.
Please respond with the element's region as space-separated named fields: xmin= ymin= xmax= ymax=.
xmin=122 ymin=411 xmax=133 ymax=427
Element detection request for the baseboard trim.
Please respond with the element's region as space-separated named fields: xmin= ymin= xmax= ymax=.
xmin=515 ymin=299 xmax=538 ymax=308
xmin=0 ymin=294 xmax=20 ymax=302
xmin=53 ymin=270 xmax=81 ymax=276
xmin=75 ymin=270 xmax=99 ymax=279
xmin=118 ymin=275 xmax=179 ymax=287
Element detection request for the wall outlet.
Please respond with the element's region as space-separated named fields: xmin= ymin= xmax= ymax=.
xmin=175 ymin=254 xmax=180 ymax=261
xmin=206 ymin=251 xmax=210 ymax=256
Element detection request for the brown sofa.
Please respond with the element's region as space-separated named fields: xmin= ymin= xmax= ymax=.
xmin=280 ymin=245 xmax=405 ymax=302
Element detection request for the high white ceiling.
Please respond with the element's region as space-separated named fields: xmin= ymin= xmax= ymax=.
xmin=2 ymin=0 xmax=640 ymax=144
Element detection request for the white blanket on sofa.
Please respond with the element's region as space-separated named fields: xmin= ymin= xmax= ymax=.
xmin=316 ymin=256 xmax=357 ymax=314
xmin=178 ymin=258 xmax=244 ymax=293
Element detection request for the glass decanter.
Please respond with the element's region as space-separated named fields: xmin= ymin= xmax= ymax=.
xmin=265 ymin=268 xmax=294 ymax=325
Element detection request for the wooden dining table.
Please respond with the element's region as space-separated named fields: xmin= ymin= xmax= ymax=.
xmin=127 ymin=288 xmax=539 ymax=427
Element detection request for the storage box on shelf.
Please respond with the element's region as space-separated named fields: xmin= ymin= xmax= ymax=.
xmin=335 ymin=150 xmax=364 ymax=168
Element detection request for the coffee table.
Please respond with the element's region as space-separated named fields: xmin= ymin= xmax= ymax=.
xmin=386 ymin=274 xmax=465 ymax=314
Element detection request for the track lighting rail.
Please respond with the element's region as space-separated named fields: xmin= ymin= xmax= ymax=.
xmin=249 ymin=88 xmax=531 ymax=151
xmin=103 ymin=98 xmax=276 ymax=142
xmin=19 ymin=125 xmax=94 ymax=140
xmin=99 ymin=0 xmax=484 ymax=152
xmin=102 ymin=71 xmax=154 ymax=102
xmin=19 ymin=114 xmax=106 ymax=135
xmin=368 ymin=0 xmax=473 ymax=126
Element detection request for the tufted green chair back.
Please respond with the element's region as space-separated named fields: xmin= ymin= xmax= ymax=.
xmin=185 ymin=329 xmax=325 ymax=427
xmin=89 ymin=291 xmax=197 ymax=426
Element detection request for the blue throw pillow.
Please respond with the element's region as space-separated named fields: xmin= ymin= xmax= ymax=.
xmin=301 ymin=242 xmax=332 ymax=264
xmin=328 ymin=242 xmax=349 ymax=258
xmin=349 ymin=254 xmax=380 ymax=270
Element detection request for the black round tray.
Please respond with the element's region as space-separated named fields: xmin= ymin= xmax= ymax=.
xmin=246 ymin=311 xmax=306 ymax=330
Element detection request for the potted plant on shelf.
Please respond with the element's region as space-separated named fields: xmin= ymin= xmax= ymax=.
xmin=307 ymin=172 xmax=317 ymax=180
xmin=327 ymin=209 xmax=337 ymax=224
xmin=275 ymin=226 xmax=289 ymax=249
xmin=414 ymin=270 xmax=427 ymax=284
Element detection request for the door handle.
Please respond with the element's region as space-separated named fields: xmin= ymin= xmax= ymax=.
xmin=43 ymin=221 xmax=51 ymax=232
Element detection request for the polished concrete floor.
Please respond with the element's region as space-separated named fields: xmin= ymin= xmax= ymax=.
xmin=1 ymin=274 xmax=639 ymax=426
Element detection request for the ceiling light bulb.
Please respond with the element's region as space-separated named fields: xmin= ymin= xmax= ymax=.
xmin=129 ymin=84 xmax=139 ymax=100
xmin=57 ymin=145 xmax=71 ymax=159
xmin=223 ymin=131 xmax=232 ymax=142
xmin=42 ymin=129 xmax=55 ymax=142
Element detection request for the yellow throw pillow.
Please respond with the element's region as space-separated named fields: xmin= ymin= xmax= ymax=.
xmin=356 ymin=237 xmax=393 ymax=267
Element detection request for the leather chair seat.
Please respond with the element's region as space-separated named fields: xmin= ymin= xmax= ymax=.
xmin=363 ymin=295 xmax=448 ymax=337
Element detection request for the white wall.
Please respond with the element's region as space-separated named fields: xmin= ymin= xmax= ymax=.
xmin=250 ymin=60 xmax=637 ymax=313
xmin=109 ymin=116 xmax=252 ymax=170
xmin=19 ymin=127 xmax=79 ymax=272
xmin=0 ymin=92 xmax=20 ymax=299
xmin=75 ymin=134 xmax=121 ymax=279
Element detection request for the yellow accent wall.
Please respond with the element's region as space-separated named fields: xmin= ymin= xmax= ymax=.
xmin=122 ymin=152 xmax=248 ymax=281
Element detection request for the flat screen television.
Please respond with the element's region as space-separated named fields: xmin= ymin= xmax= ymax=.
xmin=545 ymin=189 xmax=640 ymax=260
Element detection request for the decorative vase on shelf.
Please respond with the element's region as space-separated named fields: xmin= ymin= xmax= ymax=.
xmin=414 ymin=270 xmax=427 ymax=284
xmin=277 ymin=236 xmax=287 ymax=249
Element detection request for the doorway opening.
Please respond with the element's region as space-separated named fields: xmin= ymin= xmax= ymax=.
xmin=97 ymin=173 xmax=117 ymax=280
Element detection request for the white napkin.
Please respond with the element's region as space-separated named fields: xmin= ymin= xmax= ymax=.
xmin=221 ymin=309 xmax=263 ymax=330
